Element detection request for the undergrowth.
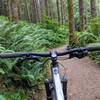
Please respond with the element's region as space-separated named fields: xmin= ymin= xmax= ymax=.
xmin=0 ymin=16 xmax=67 ymax=99
xmin=0 ymin=15 xmax=99 ymax=99
xmin=76 ymin=17 xmax=100 ymax=62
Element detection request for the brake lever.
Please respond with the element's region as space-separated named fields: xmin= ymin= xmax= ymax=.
xmin=15 ymin=56 xmax=40 ymax=66
xmin=12 ymin=56 xmax=41 ymax=73
xmin=69 ymin=49 xmax=88 ymax=59
xmin=21 ymin=55 xmax=41 ymax=60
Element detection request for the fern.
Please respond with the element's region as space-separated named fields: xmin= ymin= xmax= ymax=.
xmin=78 ymin=31 xmax=97 ymax=46
xmin=0 ymin=16 xmax=67 ymax=91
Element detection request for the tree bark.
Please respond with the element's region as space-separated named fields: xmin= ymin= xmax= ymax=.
xmin=8 ymin=0 xmax=19 ymax=22
xmin=60 ymin=0 xmax=65 ymax=24
xmin=48 ymin=0 xmax=53 ymax=18
xmin=37 ymin=0 xmax=41 ymax=22
xmin=0 ymin=0 xmax=7 ymax=16
xmin=79 ymin=0 xmax=85 ymax=31
xmin=90 ymin=0 xmax=97 ymax=17
xmin=67 ymin=0 xmax=77 ymax=46
xmin=32 ymin=0 xmax=37 ymax=22
xmin=7 ymin=0 xmax=12 ymax=21
xmin=0 ymin=0 xmax=3 ymax=15
xmin=24 ymin=0 xmax=32 ymax=22
xmin=56 ymin=0 xmax=61 ymax=23
xmin=44 ymin=0 xmax=49 ymax=16
xmin=39 ymin=0 xmax=45 ymax=20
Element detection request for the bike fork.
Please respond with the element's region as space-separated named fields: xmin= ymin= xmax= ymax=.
xmin=44 ymin=78 xmax=67 ymax=100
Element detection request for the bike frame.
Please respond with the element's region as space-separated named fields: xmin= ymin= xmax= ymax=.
xmin=51 ymin=51 xmax=64 ymax=100
xmin=45 ymin=51 xmax=67 ymax=100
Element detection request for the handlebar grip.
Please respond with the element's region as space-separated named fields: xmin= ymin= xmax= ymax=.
xmin=86 ymin=44 xmax=100 ymax=51
xmin=0 ymin=52 xmax=50 ymax=58
xmin=0 ymin=52 xmax=26 ymax=58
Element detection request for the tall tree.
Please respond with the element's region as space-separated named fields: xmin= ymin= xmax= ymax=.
xmin=67 ymin=0 xmax=77 ymax=46
xmin=24 ymin=0 xmax=32 ymax=22
xmin=32 ymin=0 xmax=41 ymax=22
xmin=0 ymin=0 xmax=3 ymax=15
xmin=61 ymin=0 xmax=67 ymax=24
xmin=7 ymin=0 xmax=19 ymax=21
xmin=44 ymin=0 xmax=49 ymax=16
xmin=0 ymin=0 xmax=7 ymax=16
xmin=79 ymin=0 xmax=85 ymax=31
xmin=56 ymin=0 xmax=61 ymax=23
xmin=32 ymin=0 xmax=37 ymax=22
xmin=36 ymin=0 xmax=42 ymax=22
xmin=48 ymin=0 xmax=53 ymax=18
xmin=60 ymin=0 xmax=64 ymax=24
xmin=39 ymin=0 xmax=45 ymax=20
xmin=90 ymin=0 xmax=97 ymax=17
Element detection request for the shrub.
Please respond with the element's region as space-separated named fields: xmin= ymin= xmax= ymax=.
xmin=89 ymin=17 xmax=100 ymax=36
xmin=77 ymin=31 xmax=97 ymax=46
xmin=0 ymin=16 xmax=67 ymax=99
xmin=0 ymin=89 xmax=28 ymax=100
xmin=87 ymin=43 xmax=100 ymax=63
xmin=77 ymin=31 xmax=100 ymax=62
xmin=39 ymin=16 xmax=59 ymax=32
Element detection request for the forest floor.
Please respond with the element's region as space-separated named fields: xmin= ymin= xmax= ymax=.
xmin=50 ymin=46 xmax=100 ymax=100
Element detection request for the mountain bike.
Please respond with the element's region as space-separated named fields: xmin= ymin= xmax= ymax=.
xmin=0 ymin=45 xmax=100 ymax=100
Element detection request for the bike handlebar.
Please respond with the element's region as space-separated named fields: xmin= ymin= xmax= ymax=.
xmin=0 ymin=46 xmax=100 ymax=58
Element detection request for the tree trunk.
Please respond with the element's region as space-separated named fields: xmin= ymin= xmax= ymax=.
xmin=44 ymin=0 xmax=49 ymax=16
xmin=90 ymin=0 xmax=97 ymax=17
xmin=60 ymin=0 xmax=64 ymax=24
xmin=79 ymin=0 xmax=85 ymax=31
xmin=24 ymin=0 xmax=32 ymax=22
xmin=8 ymin=0 xmax=19 ymax=22
xmin=67 ymin=0 xmax=77 ymax=46
xmin=48 ymin=0 xmax=53 ymax=18
xmin=32 ymin=0 xmax=37 ymax=22
xmin=0 ymin=0 xmax=7 ymax=16
xmin=7 ymin=0 xmax=12 ymax=21
xmin=39 ymin=0 xmax=45 ymax=20
xmin=56 ymin=0 xmax=61 ymax=23
xmin=0 ymin=0 xmax=3 ymax=15
xmin=37 ymin=0 xmax=41 ymax=22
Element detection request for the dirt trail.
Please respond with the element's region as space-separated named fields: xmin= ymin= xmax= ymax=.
xmin=52 ymin=46 xmax=100 ymax=100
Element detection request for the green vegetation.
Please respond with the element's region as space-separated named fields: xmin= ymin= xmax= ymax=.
xmin=77 ymin=17 xmax=100 ymax=62
xmin=0 ymin=15 xmax=100 ymax=99
xmin=0 ymin=16 xmax=67 ymax=99
xmin=88 ymin=17 xmax=100 ymax=62
xmin=0 ymin=89 xmax=28 ymax=100
xmin=0 ymin=0 xmax=100 ymax=99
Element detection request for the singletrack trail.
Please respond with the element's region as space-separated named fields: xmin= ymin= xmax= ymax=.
xmin=52 ymin=46 xmax=100 ymax=100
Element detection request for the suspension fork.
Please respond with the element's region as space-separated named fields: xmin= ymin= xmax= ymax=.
xmin=44 ymin=76 xmax=67 ymax=100
xmin=44 ymin=51 xmax=67 ymax=100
